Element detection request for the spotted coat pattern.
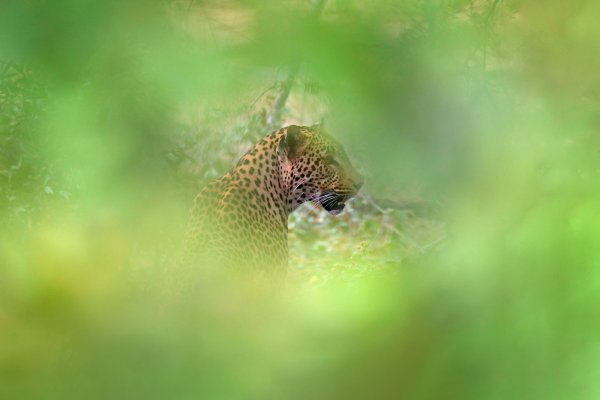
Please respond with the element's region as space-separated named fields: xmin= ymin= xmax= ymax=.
xmin=183 ymin=124 xmax=363 ymax=280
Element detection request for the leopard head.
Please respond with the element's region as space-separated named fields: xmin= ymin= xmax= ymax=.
xmin=278 ymin=124 xmax=363 ymax=215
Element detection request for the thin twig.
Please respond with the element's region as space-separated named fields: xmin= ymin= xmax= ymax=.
xmin=381 ymin=216 xmax=425 ymax=254
xmin=250 ymin=83 xmax=277 ymax=109
xmin=420 ymin=235 xmax=447 ymax=252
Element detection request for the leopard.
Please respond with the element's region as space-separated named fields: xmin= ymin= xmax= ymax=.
xmin=182 ymin=124 xmax=363 ymax=282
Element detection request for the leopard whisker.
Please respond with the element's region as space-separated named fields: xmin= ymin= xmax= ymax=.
xmin=314 ymin=193 xmax=335 ymax=205
xmin=323 ymin=197 xmax=338 ymax=208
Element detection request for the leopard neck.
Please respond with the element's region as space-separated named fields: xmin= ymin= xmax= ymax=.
xmin=227 ymin=132 xmax=290 ymax=224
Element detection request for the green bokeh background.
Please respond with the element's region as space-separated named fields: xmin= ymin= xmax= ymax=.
xmin=1 ymin=0 xmax=599 ymax=399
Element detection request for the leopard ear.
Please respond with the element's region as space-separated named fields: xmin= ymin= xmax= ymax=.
xmin=278 ymin=125 xmax=309 ymax=160
xmin=310 ymin=119 xmax=324 ymax=132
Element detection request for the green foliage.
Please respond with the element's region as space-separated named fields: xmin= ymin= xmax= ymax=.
xmin=1 ymin=0 xmax=600 ymax=399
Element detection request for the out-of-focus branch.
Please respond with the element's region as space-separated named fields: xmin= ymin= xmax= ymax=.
xmin=483 ymin=0 xmax=502 ymax=70
xmin=266 ymin=0 xmax=327 ymax=130
xmin=266 ymin=64 xmax=300 ymax=130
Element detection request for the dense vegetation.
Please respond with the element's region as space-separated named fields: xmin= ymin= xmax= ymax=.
xmin=1 ymin=1 xmax=599 ymax=399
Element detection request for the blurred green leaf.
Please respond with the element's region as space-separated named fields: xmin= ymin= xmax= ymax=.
xmin=1 ymin=1 xmax=600 ymax=399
